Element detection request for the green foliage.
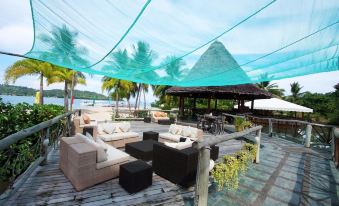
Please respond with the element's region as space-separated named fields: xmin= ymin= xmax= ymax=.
xmin=211 ymin=143 xmax=257 ymax=191
xmin=0 ymin=98 xmax=64 ymax=183
xmin=0 ymin=84 xmax=108 ymax=100
xmin=234 ymin=117 xmax=252 ymax=131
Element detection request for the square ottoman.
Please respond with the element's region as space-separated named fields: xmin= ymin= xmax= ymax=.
xmin=210 ymin=145 xmax=219 ymax=161
xmin=143 ymin=131 xmax=159 ymax=141
xmin=125 ymin=140 xmax=156 ymax=161
xmin=119 ymin=160 xmax=152 ymax=193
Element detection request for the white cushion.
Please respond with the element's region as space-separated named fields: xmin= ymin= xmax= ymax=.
xmin=169 ymin=124 xmax=176 ymax=134
xmin=96 ymin=137 xmax=108 ymax=152
xmin=176 ymin=141 xmax=192 ymax=150
xmin=159 ymin=132 xmax=181 ymax=142
xmin=96 ymin=145 xmax=130 ymax=169
xmin=164 ymin=142 xmax=177 ymax=149
xmin=83 ymin=136 xmax=107 ymax=163
xmin=79 ymin=116 xmax=85 ymax=125
xmin=103 ymin=123 xmax=114 ymax=134
xmin=189 ymin=128 xmax=199 ymax=138
xmin=120 ymin=122 xmax=130 ymax=132
xmin=209 ymin=160 xmax=215 ymax=171
xmin=99 ymin=133 xmax=125 ymax=141
xmin=182 ymin=127 xmax=192 ymax=137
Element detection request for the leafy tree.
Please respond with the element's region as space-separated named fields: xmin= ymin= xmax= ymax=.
xmin=329 ymin=83 xmax=339 ymax=124
xmin=4 ymin=59 xmax=56 ymax=104
xmin=39 ymin=25 xmax=89 ymax=111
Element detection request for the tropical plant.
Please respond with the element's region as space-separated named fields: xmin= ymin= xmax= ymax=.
xmin=234 ymin=117 xmax=252 ymax=132
xmin=39 ymin=25 xmax=89 ymax=111
xmin=242 ymin=143 xmax=257 ymax=162
xmin=4 ymin=59 xmax=56 ymax=104
xmin=290 ymin=82 xmax=303 ymax=102
xmin=235 ymin=150 xmax=252 ymax=173
xmin=130 ymin=41 xmax=157 ymax=110
xmin=256 ymin=74 xmax=285 ymax=97
xmin=163 ymin=56 xmax=186 ymax=80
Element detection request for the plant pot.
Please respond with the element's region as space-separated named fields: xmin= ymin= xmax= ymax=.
xmin=170 ymin=117 xmax=175 ymax=124
xmin=144 ymin=117 xmax=151 ymax=123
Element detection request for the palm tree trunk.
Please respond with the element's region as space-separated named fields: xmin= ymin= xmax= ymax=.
xmin=39 ymin=73 xmax=44 ymax=105
xmin=134 ymin=83 xmax=141 ymax=113
xmin=138 ymin=87 xmax=142 ymax=110
xmin=127 ymin=98 xmax=131 ymax=115
xmin=115 ymin=91 xmax=119 ymax=117
xmin=143 ymin=87 xmax=146 ymax=109
xmin=64 ymin=81 xmax=69 ymax=111
xmin=69 ymin=73 xmax=75 ymax=111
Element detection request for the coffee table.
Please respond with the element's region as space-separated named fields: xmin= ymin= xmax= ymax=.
xmin=125 ymin=140 xmax=157 ymax=161
xmin=143 ymin=131 xmax=159 ymax=141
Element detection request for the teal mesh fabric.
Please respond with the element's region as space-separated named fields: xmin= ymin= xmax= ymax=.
xmin=25 ymin=0 xmax=339 ymax=86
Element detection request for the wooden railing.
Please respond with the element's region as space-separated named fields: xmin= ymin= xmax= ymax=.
xmin=193 ymin=125 xmax=262 ymax=206
xmin=0 ymin=109 xmax=80 ymax=203
xmin=222 ymin=112 xmax=337 ymax=148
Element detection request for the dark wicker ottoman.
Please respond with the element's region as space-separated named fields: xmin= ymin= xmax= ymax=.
xmin=119 ymin=160 xmax=152 ymax=193
xmin=210 ymin=145 xmax=219 ymax=161
xmin=82 ymin=126 xmax=95 ymax=137
xmin=158 ymin=119 xmax=171 ymax=125
xmin=144 ymin=117 xmax=151 ymax=123
xmin=125 ymin=140 xmax=156 ymax=161
xmin=143 ymin=131 xmax=159 ymax=141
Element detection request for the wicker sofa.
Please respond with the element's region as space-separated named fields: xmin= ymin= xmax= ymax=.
xmin=151 ymin=111 xmax=169 ymax=123
xmin=159 ymin=124 xmax=203 ymax=143
xmin=97 ymin=122 xmax=140 ymax=148
xmin=60 ymin=134 xmax=130 ymax=191
xmin=73 ymin=115 xmax=97 ymax=138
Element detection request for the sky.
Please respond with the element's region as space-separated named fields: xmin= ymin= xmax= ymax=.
xmin=0 ymin=0 xmax=338 ymax=102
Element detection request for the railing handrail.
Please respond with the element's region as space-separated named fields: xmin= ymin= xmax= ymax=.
xmin=193 ymin=126 xmax=262 ymax=149
xmin=0 ymin=109 xmax=79 ymax=151
xmin=222 ymin=112 xmax=337 ymax=128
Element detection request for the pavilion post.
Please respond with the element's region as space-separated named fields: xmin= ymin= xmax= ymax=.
xmin=268 ymin=118 xmax=273 ymax=137
xmin=179 ymin=96 xmax=184 ymax=118
xmin=237 ymin=99 xmax=240 ymax=112
xmin=251 ymin=99 xmax=254 ymax=112
xmin=214 ymin=99 xmax=217 ymax=110
xmin=194 ymin=146 xmax=210 ymax=206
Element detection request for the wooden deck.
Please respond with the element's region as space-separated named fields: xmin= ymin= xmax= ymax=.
xmin=3 ymin=122 xmax=242 ymax=206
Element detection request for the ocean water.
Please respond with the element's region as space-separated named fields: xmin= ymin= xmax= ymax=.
xmin=0 ymin=95 xmax=151 ymax=109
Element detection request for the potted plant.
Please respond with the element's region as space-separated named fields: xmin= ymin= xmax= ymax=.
xmin=169 ymin=114 xmax=176 ymax=124
xmin=234 ymin=117 xmax=252 ymax=132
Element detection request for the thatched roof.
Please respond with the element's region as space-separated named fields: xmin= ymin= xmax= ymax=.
xmin=166 ymin=41 xmax=271 ymax=100
xmin=183 ymin=41 xmax=250 ymax=83
xmin=166 ymin=84 xmax=272 ymax=99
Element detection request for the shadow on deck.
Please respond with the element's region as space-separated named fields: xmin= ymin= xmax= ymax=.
xmin=3 ymin=122 xmax=339 ymax=206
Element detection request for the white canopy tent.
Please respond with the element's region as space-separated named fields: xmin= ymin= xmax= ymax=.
xmin=234 ymin=98 xmax=313 ymax=113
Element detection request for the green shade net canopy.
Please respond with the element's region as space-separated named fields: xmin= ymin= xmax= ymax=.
xmin=25 ymin=0 xmax=339 ymax=86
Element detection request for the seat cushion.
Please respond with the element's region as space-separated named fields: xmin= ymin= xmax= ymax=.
xmin=176 ymin=141 xmax=192 ymax=150
xmin=99 ymin=133 xmax=125 ymax=141
xmin=159 ymin=132 xmax=181 ymax=142
xmin=96 ymin=145 xmax=130 ymax=169
xmin=123 ymin=132 xmax=139 ymax=139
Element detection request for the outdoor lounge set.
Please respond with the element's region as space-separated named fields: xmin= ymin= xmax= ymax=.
xmin=63 ymin=114 xmax=218 ymax=192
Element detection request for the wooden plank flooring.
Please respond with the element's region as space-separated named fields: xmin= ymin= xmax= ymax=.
xmin=3 ymin=122 xmax=244 ymax=206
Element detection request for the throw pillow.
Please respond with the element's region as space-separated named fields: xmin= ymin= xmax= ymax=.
xmin=114 ymin=124 xmax=123 ymax=133
xmin=169 ymin=124 xmax=176 ymax=134
xmin=174 ymin=125 xmax=183 ymax=135
xmin=96 ymin=137 xmax=108 ymax=152
xmin=103 ymin=124 xmax=114 ymax=134
xmin=120 ymin=122 xmax=130 ymax=132
xmin=182 ymin=127 xmax=192 ymax=137
xmin=84 ymin=138 xmax=107 ymax=163
xmin=83 ymin=114 xmax=91 ymax=124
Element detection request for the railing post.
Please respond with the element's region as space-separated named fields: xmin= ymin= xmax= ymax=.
xmin=268 ymin=118 xmax=273 ymax=137
xmin=194 ymin=146 xmax=210 ymax=206
xmin=255 ymin=129 xmax=261 ymax=163
xmin=305 ymin=124 xmax=312 ymax=148
xmin=331 ymin=127 xmax=335 ymax=160
xmin=40 ymin=128 xmax=50 ymax=165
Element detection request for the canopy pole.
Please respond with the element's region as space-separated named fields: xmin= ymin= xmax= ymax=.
xmin=0 ymin=51 xmax=40 ymax=61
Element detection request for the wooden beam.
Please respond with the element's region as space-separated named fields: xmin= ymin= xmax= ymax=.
xmin=305 ymin=124 xmax=312 ymax=148
xmin=207 ymin=98 xmax=211 ymax=113
xmin=251 ymin=99 xmax=254 ymax=112
xmin=214 ymin=99 xmax=217 ymax=110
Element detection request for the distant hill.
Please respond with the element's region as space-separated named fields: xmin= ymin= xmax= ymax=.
xmin=0 ymin=84 xmax=108 ymax=100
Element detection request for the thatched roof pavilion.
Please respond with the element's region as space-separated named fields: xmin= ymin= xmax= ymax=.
xmin=166 ymin=41 xmax=271 ymax=116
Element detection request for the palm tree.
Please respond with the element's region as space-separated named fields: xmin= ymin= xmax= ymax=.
xmin=256 ymin=74 xmax=285 ymax=97
xmin=39 ymin=25 xmax=89 ymax=110
xmin=4 ymin=59 xmax=55 ymax=104
xmin=102 ymin=77 xmax=133 ymax=117
xmin=163 ymin=56 xmax=186 ymax=80
xmin=130 ymin=41 xmax=157 ymax=111
xmin=290 ymin=82 xmax=303 ymax=102
xmin=102 ymin=49 xmax=134 ymax=116
xmin=48 ymin=68 xmax=86 ymax=111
